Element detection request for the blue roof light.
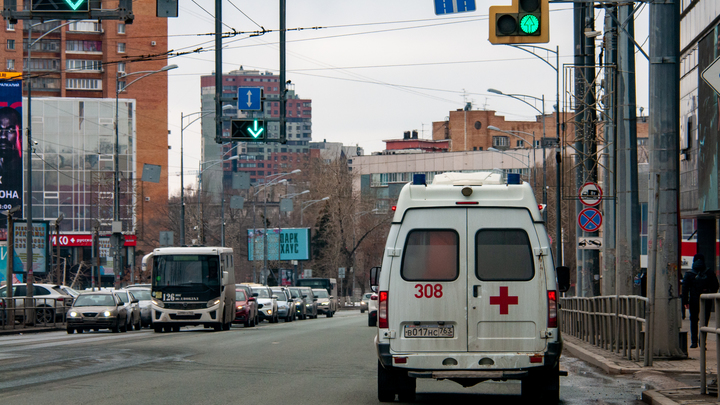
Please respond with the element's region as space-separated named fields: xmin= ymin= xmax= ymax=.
xmin=413 ymin=174 xmax=426 ymax=185
xmin=507 ymin=173 xmax=521 ymax=185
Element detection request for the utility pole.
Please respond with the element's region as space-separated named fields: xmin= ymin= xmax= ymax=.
xmin=615 ymin=3 xmax=641 ymax=297
xmin=279 ymin=0 xmax=286 ymax=144
xmin=648 ymin=0 xmax=682 ymax=357
xmin=214 ymin=0 xmax=222 ymax=145
xmin=602 ymin=6 xmax=618 ymax=296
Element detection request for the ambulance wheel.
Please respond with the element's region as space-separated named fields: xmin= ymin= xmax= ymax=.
xmin=368 ymin=314 xmax=377 ymax=327
xmin=377 ymin=361 xmax=396 ymax=402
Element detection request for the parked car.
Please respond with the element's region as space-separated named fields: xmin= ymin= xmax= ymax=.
xmin=59 ymin=285 xmax=81 ymax=298
xmin=125 ymin=287 xmax=152 ymax=327
xmin=114 ymin=290 xmax=142 ymax=331
xmin=235 ymin=284 xmax=259 ymax=326
xmin=368 ymin=293 xmax=378 ymax=327
xmin=360 ymin=292 xmax=372 ymax=313
xmin=125 ymin=284 xmax=151 ymax=289
xmin=66 ymin=291 xmax=128 ymax=333
xmin=297 ymin=286 xmax=318 ymax=319
xmin=246 ymin=285 xmax=278 ymax=323
xmin=0 ymin=283 xmax=73 ymax=324
xmin=271 ymin=288 xmax=295 ymax=322
xmin=312 ymin=288 xmax=336 ymax=318
xmin=233 ymin=288 xmax=258 ymax=327
xmin=286 ymin=287 xmax=307 ymax=320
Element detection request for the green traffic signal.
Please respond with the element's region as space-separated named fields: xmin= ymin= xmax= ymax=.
xmin=231 ymin=119 xmax=266 ymax=142
xmin=519 ymin=14 xmax=539 ymax=34
xmin=31 ymin=0 xmax=89 ymax=12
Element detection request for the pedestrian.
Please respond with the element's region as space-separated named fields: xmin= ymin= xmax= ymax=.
xmin=682 ymin=254 xmax=720 ymax=348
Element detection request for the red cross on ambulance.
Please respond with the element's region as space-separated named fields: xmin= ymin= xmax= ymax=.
xmin=489 ymin=286 xmax=519 ymax=314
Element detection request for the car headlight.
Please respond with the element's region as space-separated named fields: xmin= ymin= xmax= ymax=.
xmin=236 ymin=305 xmax=244 ymax=310
xmin=102 ymin=311 xmax=112 ymax=317
xmin=151 ymin=298 xmax=165 ymax=308
xmin=69 ymin=311 xmax=78 ymax=317
xmin=207 ymin=298 xmax=221 ymax=308
xmin=321 ymin=302 xmax=329 ymax=306
xmin=267 ymin=309 xmax=273 ymax=315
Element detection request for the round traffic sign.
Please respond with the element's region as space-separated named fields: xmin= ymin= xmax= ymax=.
xmin=578 ymin=208 xmax=603 ymax=232
xmin=578 ymin=182 xmax=603 ymax=206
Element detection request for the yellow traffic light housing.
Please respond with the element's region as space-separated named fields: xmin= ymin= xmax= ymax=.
xmin=489 ymin=0 xmax=549 ymax=44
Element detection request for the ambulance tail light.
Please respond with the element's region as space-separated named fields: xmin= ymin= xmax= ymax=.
xmin=378 ymin=291 xmax=388 ymax=328
xmin=538 ymin=204 xmax=547 ymax=216
xmin=547 ymin=290 xmax=557 ymax=328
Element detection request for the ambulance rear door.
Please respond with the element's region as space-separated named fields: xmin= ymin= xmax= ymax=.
xmin=389 ymin=208 xmax=468 ymax=353
xmin=466 ymin=207 xmax=548 ymax=353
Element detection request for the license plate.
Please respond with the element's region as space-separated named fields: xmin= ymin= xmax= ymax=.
xmin=177 ymin=311 xmax=194 ymax=315
xmin=404 ymin=325 xmax=454 ymax=338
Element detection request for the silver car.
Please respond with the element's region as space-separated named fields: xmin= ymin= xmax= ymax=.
xmin=114 ymin=290 xmax=142 ymax=331
xmin=271 ymin=288 xmax=296 ymax=322
xmin=126 ymin=287 xmax=152 ymax=327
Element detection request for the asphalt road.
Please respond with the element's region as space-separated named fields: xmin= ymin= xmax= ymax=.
xmin=0 ymin=311 xmax=646 ymax=404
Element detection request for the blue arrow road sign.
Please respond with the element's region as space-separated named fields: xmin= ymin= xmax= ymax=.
xmin=434 ymin=0 xmax=476 ymax=15
xmin=578 ymin=208 xmax=603 ymax=233
xmin=238 ymin=87 xmax=263 ymax=111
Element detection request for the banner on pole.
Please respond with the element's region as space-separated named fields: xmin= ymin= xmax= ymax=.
xmin=0 ymin=79 xmax=23 ymax=241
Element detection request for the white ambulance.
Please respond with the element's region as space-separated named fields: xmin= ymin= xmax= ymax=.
xmin=370 ymin=171 xmax=570 ymax=403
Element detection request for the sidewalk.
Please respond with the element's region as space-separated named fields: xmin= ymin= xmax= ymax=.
xmin=564 ymin=317 xmax=720 ymax=404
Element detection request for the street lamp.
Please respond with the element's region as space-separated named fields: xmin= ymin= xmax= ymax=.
xmin=197 ymin=155 xmax=239 ymax=244
xmin=488 ymin=147 xmax=531 ymax=182
xmin=488 ymin=88 xmax=548 ymax=219
xmin=261 ymin=170 xmax=300 ymax=285
xmin=180 ymin=105 xmax=232 ymax=246
xmin=300 ymin=197 xmax=330 ymax=226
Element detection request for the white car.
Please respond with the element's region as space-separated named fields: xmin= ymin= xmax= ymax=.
xmin=114 ymin=290 xmax=142 ymax=331
xmin=249 ymin=286 xmax=278 ymax=323
xmin=0 ymin=283 xmax=74 ymax=324
xmin=126 ymin=287 xmax=152 ymax=327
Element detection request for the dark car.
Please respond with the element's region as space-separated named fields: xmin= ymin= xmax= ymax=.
xmin=287 ymin=287 xmax=307 ymax=320
xmin=66 ymin=291 xmax=128 ymax=333
xmin=234 ymin=288 xmax=258 ymax=327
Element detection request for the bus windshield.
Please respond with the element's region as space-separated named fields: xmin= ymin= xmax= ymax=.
xmin=153 ymin=255 xmax=220 ymax=288
xmin=297 ymin=279 xmax=329 ymax=290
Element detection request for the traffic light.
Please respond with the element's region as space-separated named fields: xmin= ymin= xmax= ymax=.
xmin=231 ymin=119 xmax=266 ymax=142
xmin=489 ymin=0 xmax=549 ymax=44
xmin=31 ymin=0 xmax=89 ymax=12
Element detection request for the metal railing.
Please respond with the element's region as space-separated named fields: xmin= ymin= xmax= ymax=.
xmin=560 ymin=295 xmax=651 ymax=365
xmin=0 ymin=297 xmax=71 ymax=330
xmin=699 ymin=293 xmax=720 ymax=397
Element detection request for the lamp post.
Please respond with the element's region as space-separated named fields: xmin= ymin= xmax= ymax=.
xmin=250 ymin=178 xmax=286 ymax=283
xmin=488 ymin=89 xmax=547 ymax=219
xmin=262 ymin=170 xmax=300 ymax=285
xmin=113 ymin=64 xmax=176 ymax=286
xmin=197 ymin=155 xmax=239 ymax=245
xmin=488 ymin=147 xmax=531 ymax=182
xmin=181 ymin=105 xmax=232 ymax=246
xmin=299 ymin=196 xmax=330 ymax=281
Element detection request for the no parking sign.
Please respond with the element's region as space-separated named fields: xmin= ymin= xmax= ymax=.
xmin=578 ymin=208 xmax=603 ymax=233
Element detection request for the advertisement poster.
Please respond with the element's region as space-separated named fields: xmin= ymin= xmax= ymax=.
xmin=0 ymin=243 xmax=23 ymax=283
xmin=0 ymin=78 xmax=22 ymax=241
xmin=699 ymin=22 xmax=720 ymax=212
xmin=13 ymin=221 xmax=49 ymax=274
xmin=247 ymin=228 xmax=311 ymax=261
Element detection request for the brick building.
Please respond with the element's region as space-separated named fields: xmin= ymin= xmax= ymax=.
xmin=0 ymin=1 xmax=169 ymax=266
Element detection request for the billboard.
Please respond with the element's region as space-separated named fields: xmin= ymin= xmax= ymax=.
xmin=13 ymin=221 xmax=49 ymax=274
xmin=248 ymin=228 xmax=311 ymax=261
xmin=0 ymin=243 xmax=24 ymax=283
xmin=0 ymin=79 xmax=22 ymax=241
xmin=699 ymin=23 xmax=720 ymax=212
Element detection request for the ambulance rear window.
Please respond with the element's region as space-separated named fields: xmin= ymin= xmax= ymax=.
xmin=401 ymin=230 xmax=459 ymax=281
xmin=475 ymin=229 xmax=534 ymax=281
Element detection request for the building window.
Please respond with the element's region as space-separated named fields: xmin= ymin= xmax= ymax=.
xmin=516 ymin=140 xmax=524 ymax=148
xmin=117 ymin=80 xmax=126 ymax=91
xmin=6 ymin=21 xmax=14 ymax=31
xmin=6 ymin=59 xmax=14 ymax=70
xmin=118 ymin=23 xmax=125 ymax=34
xmin=66 ymin=59 xmax=101 ymax=72
xmin=117 ymin=42 xmax=126 ymax=53
xmin=66 ymin=78 xmax=102 ymax=90
xmin=66 ymin=40 xmax=102 ymax=52
xmin=492 ymin=136 xmax=509 ymax=147
xmin=6 ymin=39 xmax=14 ymax=50
xmin=26 ymin=58 xmax=60 ymax=71
xmin=68 ymin=21 xmax=102 ymax=32
xmin=117 ymin=62 xmax=126 ymax=73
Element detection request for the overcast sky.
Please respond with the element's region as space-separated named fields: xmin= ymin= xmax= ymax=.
xmin=166 ymin=1 xmax=650 ymax=195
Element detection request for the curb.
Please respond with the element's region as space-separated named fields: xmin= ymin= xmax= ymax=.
xmin=0 ymin=326 xmax=61 ymax=336
xmin=563 ymin=339 xmax=642 ymax=375
xmin=642 ymin=390 xmax=682 ymax=405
